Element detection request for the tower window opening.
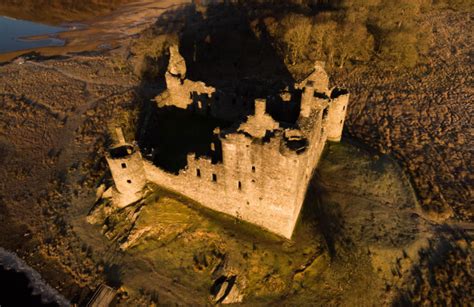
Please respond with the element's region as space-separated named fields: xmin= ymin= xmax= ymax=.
xmin=322 ymin=108 xmax=329 ymax=120
xmin=252 ymin=166 xmax=256 ymax=173
xmin=197 ymin=169 xmax=201 ymax=177
xmin=238 ymin=181 xmax=242 ymax=190
xmin=121 ymin=163 xmax=127 ymax=169
xmin=212 ymin=174 xmax=217 ymax=182
xmin=343 ymin=106 xmax=346 ymax=111
xmin=340 ymin=120 xmax=343 ymax=124
xmin=127 ymin=180 xmax=132 ymax=184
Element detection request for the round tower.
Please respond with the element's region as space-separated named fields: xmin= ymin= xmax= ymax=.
xmin=106 ymin=128 xmax=146 ymax=207
xmin=326 ymin=88 xmax=349 ymax=142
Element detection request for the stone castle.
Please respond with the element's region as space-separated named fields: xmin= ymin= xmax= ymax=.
xmin=105 ymin=45 xmax=349 ymax=239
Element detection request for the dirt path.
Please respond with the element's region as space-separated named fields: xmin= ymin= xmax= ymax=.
xmin=27 ymin=61 xmax=133 ymax=87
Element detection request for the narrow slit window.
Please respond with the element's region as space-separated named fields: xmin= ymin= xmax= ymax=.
xmin=342 ymin=106 xmax=346 ymax=111
xmin=212 ymin=174 xmax=217 ymax=182
xmin=340 ymin=120 xmax=343 ymax=124
xmin=238 ymin=181 xmax=242 ymax=190
xmin=252 ymin=166 xmax=256 ymax=173
xmin=121 ymin=163 xmax=127 ymax=169
xmin=322 ymin=108 xmax=329 ymax=120
xmin=196 ymin=169 xmax=201 ymax=177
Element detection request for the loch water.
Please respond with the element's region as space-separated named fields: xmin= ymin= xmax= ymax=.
xmin=0 ymin=16 xmax=65 ymax=54
xmin=0 ymin=248 xmax=69 ymax=307
xmin=0 ymin=266 xmax=58 ymax=306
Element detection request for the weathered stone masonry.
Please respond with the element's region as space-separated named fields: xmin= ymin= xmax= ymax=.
xmin=105 ymin=46 xmax=349 ymax=239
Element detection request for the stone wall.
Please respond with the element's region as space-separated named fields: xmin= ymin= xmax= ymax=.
xmin=106 ymin=46 xmax=350 ymax=238
xmin=142 ymin=96 xmax=332 ymax=238
xmin=144 ymin=130 xmax=303 ymax=238
xmin=156 ymin=46 xmax=260 ymax=122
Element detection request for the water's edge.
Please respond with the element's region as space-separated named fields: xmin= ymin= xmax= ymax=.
xmin=0 ymin=247 xmax=70 ymax=306
xmin=0 ymin=16 xmax=66 ymax=54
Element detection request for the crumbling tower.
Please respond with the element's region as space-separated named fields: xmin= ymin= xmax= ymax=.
xmin=299 ymin=62 xmax=330 ymax=118
xmin=238 ymin=99 xmax=279 ymax=138
xmin=106 ymin=128 xmax=146 ymax=207
xmin=298 ymin=62 xmax=349 ymax=141
xmin=326 ymin=88 xmax=349 ymax=141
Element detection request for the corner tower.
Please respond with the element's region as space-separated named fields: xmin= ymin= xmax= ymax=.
xmin=326 ymin=88 xmax=349 ymax=142
xmin=105 ymin=128 xmax=146 ymax=207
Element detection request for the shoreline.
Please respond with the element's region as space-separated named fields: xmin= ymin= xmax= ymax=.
xmin=0 ymin=0 xmax=190 ymax=63
xmin=0 ymin=247 xmax=70 ymax=306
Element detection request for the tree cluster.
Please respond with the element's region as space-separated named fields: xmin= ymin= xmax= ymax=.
xmin=244 ymin=0 xmax=471 ymax=72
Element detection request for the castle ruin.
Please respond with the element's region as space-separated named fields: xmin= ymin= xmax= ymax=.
xmin=105 ymin=45 xmax=349 ymax=239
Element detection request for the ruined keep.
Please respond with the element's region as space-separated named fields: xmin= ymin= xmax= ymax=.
xmin=106 ymin=46 xmax=349 ymax=239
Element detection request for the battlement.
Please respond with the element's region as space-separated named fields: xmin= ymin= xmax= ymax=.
xmin=106 ymin=45 xmax=349 ymax=238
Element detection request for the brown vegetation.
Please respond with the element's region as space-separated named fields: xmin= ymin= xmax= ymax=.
xmin=334 ymin=9 xmax=473 ymax=222
xmin=240 ymin=0 xmax=472 ymax=76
